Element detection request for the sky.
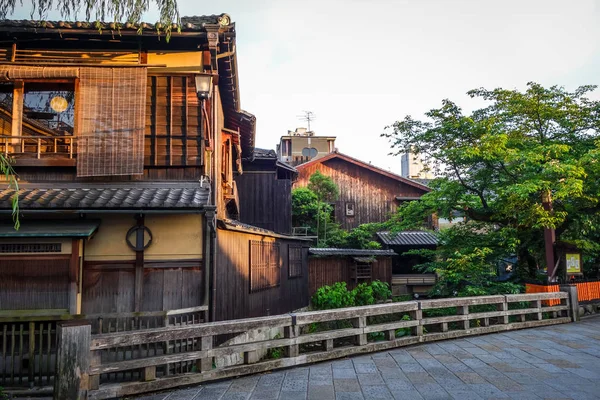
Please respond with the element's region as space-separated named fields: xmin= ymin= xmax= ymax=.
xmin=10 ymin=0 xmax=600 ymax=172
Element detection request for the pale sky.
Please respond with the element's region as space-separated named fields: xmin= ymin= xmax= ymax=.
xmin=11 ymin=0 xmax=600 ymax=172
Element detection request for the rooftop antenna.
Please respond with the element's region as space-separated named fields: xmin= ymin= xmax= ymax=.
xmin=297 ymin=110 xmax=316 ymax=132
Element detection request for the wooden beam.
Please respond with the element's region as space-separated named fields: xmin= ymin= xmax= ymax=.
xmin=54 ymin=321 xmax=91 ymax=400
xmin=134 ymin=215 xmax=145 ymax=312
xmin=69 ymin=239 xmax=80 ymax=315
xmin=168 ymin=76 xmax=173 ymax=166
xmin=151 ymin=76 xmax=158 ymax=166
xmin=183 ymin=76 xmax=188 ymax=166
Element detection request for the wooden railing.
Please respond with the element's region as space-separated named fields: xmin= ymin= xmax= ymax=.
xmin=0 ymin=135 xmax=76 ymax=159
xmin=0 ymin=306 xmax=207 ymax=391
xmin=82 ymin=292 xmax=571 ymax=400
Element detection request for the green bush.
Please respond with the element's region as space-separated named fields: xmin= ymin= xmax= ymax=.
xmin=312 ymin=282 xmax=356 ymax=310
xmin=311 ymin=281 xmax=392 ymax=310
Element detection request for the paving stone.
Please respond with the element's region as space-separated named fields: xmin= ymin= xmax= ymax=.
xmin=455 ymin=372 xmax=487 ymax=384
xmin=221 ymin=393 xmax=251 ymax=400
xmin=390 ymin=390 xmax=424 ymax=400
xmin=334 ymin=378 xmax=361 ymax=392
xmin=357 ymin=373 xmax=385 ymax=386
xmin=362 ymin=385 xmax=394 ymax=400
xmin=385 ymin=379 xmax=415 ymax=391
xmin=467 ymin=383 xmax=510 ymax=398
xmin=308 ymin=385 xmax=335 ymax=400
xmin=354 ymin=363 xmax=378 ymax=374
xmin=334 ymin=368 xmax=357 ymax=379
xmin=406 ymin=372 xmax=437 ymax=384
xmin=446 ymin=390 xmax=484 ymax=400
xmin=335 ymin=393 xmax=365 ymax=400
xmin=413 ymin=382 xmax=452 ymax=400
xmin=281 ymin=379 xmax=308 ymax=392
xmin=257 ymin=373 xmax=285 ymax=387
xmin=278 ymin=391 xmax=307 ymax=400
xmin=250 ymin=388 xmax=280 ymax=400
xmin=166 ymin=388 xmax=203 ymax=400
xmin=194 ymin=387 xmax=230 ymax=400
xmin=400 ymin=363 xmax=426 ymax=373
xmin=333 ymin=360 xmax=355 ymax=369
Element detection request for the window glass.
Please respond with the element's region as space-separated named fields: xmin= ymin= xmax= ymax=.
xmin=23 ymin=82 xmax=75 ymax=135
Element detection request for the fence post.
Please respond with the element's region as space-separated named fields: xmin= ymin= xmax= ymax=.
xmin=284 ymin=325 xmax=299 ymax=358
xmin=560 ymin=285 xmax=579 ymax=322
xmin=352 ymin=317 xmax=367 ymax=346
xmin=54 ymin=321 xmax=91 ymax=400
xmin=411 ymin=306 xmax=423 ymax=338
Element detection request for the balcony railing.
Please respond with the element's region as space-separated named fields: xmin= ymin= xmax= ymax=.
xmin=0 ymin=135 xmax=76 ymax=162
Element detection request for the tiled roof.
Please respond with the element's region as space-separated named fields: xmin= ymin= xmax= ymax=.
xmin=309 ymin=248 xmax=397 ymax=257
xmin=377 ymin=231 xmax=438 ymax=247
xmin=218 ymin=219 xmax=312 ymax=241
xmin=0 ymin=14 xmax=231 ymax=32
xmin=0 ymin=182 xmax=209 ymax=211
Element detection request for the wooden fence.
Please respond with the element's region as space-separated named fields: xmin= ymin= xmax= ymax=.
xmin=70 ymin=291 xmax=573 ymax=400
xmin=0 ymin=306 xmax=207 ymax=391
xmin=526 ymin=281 xmax=600 ymax=303
xmin=525 ymin=283 xmax=561 ymax=306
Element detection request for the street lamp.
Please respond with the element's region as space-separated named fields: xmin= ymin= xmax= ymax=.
xmin=195 ymin=75 xmax=213 ymax=100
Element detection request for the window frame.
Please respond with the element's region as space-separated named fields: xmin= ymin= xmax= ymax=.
xmin=288 ymin=244 xmax=303 ymax=279
xmin=249 ymin=240 xmax=281 ymax=293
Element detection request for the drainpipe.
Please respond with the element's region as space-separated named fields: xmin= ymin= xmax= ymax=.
xmin=203 ymin=206 xmax=216 ymax=321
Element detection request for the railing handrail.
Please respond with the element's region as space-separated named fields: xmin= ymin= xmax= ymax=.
xmin=89 ymin=292 xmax=569 ymax=351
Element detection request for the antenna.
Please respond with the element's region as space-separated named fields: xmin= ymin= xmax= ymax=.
xmin=297 ymin=111 xmax=316 ymax=132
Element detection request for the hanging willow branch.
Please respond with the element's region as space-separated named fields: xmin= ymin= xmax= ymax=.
xmin=0 ymin=0 xmax=180 ymax=39
xmin=0 ymin=153 xmax=19 ymax=230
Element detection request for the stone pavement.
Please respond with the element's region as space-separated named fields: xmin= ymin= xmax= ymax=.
xmin=136 ymin=317 xmax=600 ymax=400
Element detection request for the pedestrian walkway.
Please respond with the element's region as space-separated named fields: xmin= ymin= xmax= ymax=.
xmin=137 ymin=317 xmax=600 ymax=400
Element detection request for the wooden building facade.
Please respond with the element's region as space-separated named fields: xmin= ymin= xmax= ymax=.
xmin=308 ymin=248 xmax=395 ymax=297
xmin=0 ymin=15 xmax=309 ymax=324
xmin=294 ymin=152 xmax=431 ymax=230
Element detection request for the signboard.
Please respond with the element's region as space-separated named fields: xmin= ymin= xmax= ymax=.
xmin=565 ymin=253 xmax=582 ymax=275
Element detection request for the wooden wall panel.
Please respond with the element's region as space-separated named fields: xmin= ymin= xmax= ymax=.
xmin=81 ymin=263 xmax=135 ymax=314
xmin=308 ymin=256 xmax=393 ymax=297
xmin=215 ymin=229 xmax=309 ymax=321
xmin=0 ymin=257 xmax=70 ymax=310
xmin=235 ymin=172 xmax=293 ymax=235
xmin=295 ymin=158 xmax=427 ymax=229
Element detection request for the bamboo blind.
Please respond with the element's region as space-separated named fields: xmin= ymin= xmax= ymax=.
xmin=77 ymin=67 xmax=147 ymax=176
xmin=0 ymin=66 xmax=79 ymax=79
xmin=250 ymin=241 xmax=281 ymax=292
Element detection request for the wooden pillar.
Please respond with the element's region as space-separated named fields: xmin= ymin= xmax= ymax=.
xmin=352 ymin=316 xmax=367 ymax=346
xmin=69 ymin=239 xmax=80 ymax=315
xmin=284 ymin=325 xmax=299 ymax=358
xmin=134 ymin=215 xmax=145 ymax=312
xmin=54 ymin=321 xmax=91 ymax=400
xmin=11 ymin=80 xmax=23 ymax=147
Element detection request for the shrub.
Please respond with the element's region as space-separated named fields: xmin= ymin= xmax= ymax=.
xmin=312 ymin=282 xmax=355 ymax=310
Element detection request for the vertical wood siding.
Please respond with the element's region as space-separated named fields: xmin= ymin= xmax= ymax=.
xmin=308 ymin=256 xmax=393 ymax=297
xmin=295 ymin=158 xmax=426 ymax=229
xmin=235 ymin=172 xmax=293 ymax=234
xmin=215 ymin=230 xmax=309 ymax=321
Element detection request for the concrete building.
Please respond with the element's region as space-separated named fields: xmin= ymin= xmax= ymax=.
xmin=400 ymin=151 xmax=435 ymax=180
xmin=277 ymin=127 xmax=336 ymax=167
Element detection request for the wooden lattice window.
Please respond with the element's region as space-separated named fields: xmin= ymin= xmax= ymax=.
xmin=250 ymin=241 xmax=281 ymax=292
xmin=288 ymin=245 xmax=303 ymax=278
xmin=0 ymin=243 xmax=62 ymax=253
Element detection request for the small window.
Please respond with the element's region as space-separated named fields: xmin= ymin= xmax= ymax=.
xmin=345 ymin=202 xmax=355 ymax=217
xmin=0 ymin=243 xmax=62 ymax=253
xmin=301 ymin=147 xmax=318 ymax=158
xmin=353 ymin=262 xmax=372 ymax=282
xmin=250 ymin=241 xmax=281 ymax=292
xmin=288 ymin=245 xmax=303 ymax=278
xmin=24 ymin=82 xmax=75 ymax=135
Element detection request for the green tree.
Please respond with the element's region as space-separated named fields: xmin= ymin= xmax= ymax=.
xmin=1 ymin=155 xmax=19 ymax=229
xmin=383 ymin=83 xmax=600 ymax=283
xmin=0 ymin=0 xmax=179 ymax=37
xmin=307 ymin=170 xmax=339 ymax=244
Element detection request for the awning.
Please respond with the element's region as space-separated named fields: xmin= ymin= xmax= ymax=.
xmin=353 ymin=256 xmax=377 ymax=263
xmin=0 ymin=220 xmax=100 ymax=238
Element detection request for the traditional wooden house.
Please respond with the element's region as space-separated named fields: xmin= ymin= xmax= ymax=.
xmin=0 ymin=14 xmax=309 ymax=329
xmin=377 ymin=231 xmax=438 ymax=296
xmin=294 ymin=151 xmax=431 ymax=230
xmin=308 ymin=248 xmax=395 ymax=297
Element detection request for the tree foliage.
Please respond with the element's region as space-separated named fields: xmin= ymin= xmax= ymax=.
xmin=383 ymin=82 xmax=600 ymax=282
xmin=1 ymin=154 xmax=19 ymax=229
xmin=0 ymin=0 xmax=179 ymax=37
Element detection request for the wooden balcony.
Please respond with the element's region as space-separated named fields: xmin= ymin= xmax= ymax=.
xmin=0 ymin=135 xmax=77 ymax=166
